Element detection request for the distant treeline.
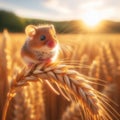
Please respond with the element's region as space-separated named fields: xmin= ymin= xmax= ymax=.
xmin=0 ymin=10 xmax=120 ymax=33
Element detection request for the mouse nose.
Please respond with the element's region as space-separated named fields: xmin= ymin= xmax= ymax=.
xmin=47 ymin=40 xmax=56 ymax=48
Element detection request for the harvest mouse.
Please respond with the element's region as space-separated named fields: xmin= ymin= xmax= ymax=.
xmin=21 ymin=24 xmax=59 ymax=65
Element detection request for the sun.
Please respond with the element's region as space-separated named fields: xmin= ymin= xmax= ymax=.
xmin=82 ymin=11 xmax=102 ymax=27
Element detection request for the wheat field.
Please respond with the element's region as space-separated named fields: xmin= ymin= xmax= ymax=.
xmin=0 ymin=30 xmax=120 ymax=120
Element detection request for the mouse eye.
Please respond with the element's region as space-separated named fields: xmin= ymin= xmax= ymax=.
xmin=40 ymin=35 xmax=46 ymax=41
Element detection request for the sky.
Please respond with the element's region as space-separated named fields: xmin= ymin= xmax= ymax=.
xmin=0 ymin=0 xmax=120 ymax=22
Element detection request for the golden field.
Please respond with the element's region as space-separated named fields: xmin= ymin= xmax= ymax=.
xmin=0 ymin=31 xmax=120 ymax=120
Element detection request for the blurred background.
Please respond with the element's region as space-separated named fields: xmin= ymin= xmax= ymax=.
xmin=0 ymin=0 xmax=120 ymax=33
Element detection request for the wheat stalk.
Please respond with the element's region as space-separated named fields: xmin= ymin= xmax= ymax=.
xmin=79 ymin=54 xmax=89 ymax=75
xmin=0 ymin=29 xmax=10 ymax=119
xmin=7 ymin=83 xmax=46 ymax=120
xmin=88 ymin=57 xmax=107 ymax=91
xmin=108 ymin=42 xmax=119 ymax=67
xmin=7 ymin=89 xmax=26 ymax=120
xmin=2 ymin=62 xmax=120 ymax=120
xmin=28 ymin=82 xmax=46 ymax=120
xmin=100 ymin=43 xmax=117 ymax=81
xmin=88 ymin=58 xmax=100 ymax=90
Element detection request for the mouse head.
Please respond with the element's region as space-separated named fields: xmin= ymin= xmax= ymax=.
xmin=25 ymin=24 xmax=57 ymax=50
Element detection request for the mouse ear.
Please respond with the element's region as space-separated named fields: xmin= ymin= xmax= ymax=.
xmin=50 ymin=24 xmax=56 ymax=34
xmin=25 ymin=25 xmax=36 ymax=37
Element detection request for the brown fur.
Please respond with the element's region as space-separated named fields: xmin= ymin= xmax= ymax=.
xmin=21 ymin=24 xmax=58 ymax=64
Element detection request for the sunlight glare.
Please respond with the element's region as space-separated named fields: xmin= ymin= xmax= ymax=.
xmin=82 ymin=11 xmax=102 ymax=27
